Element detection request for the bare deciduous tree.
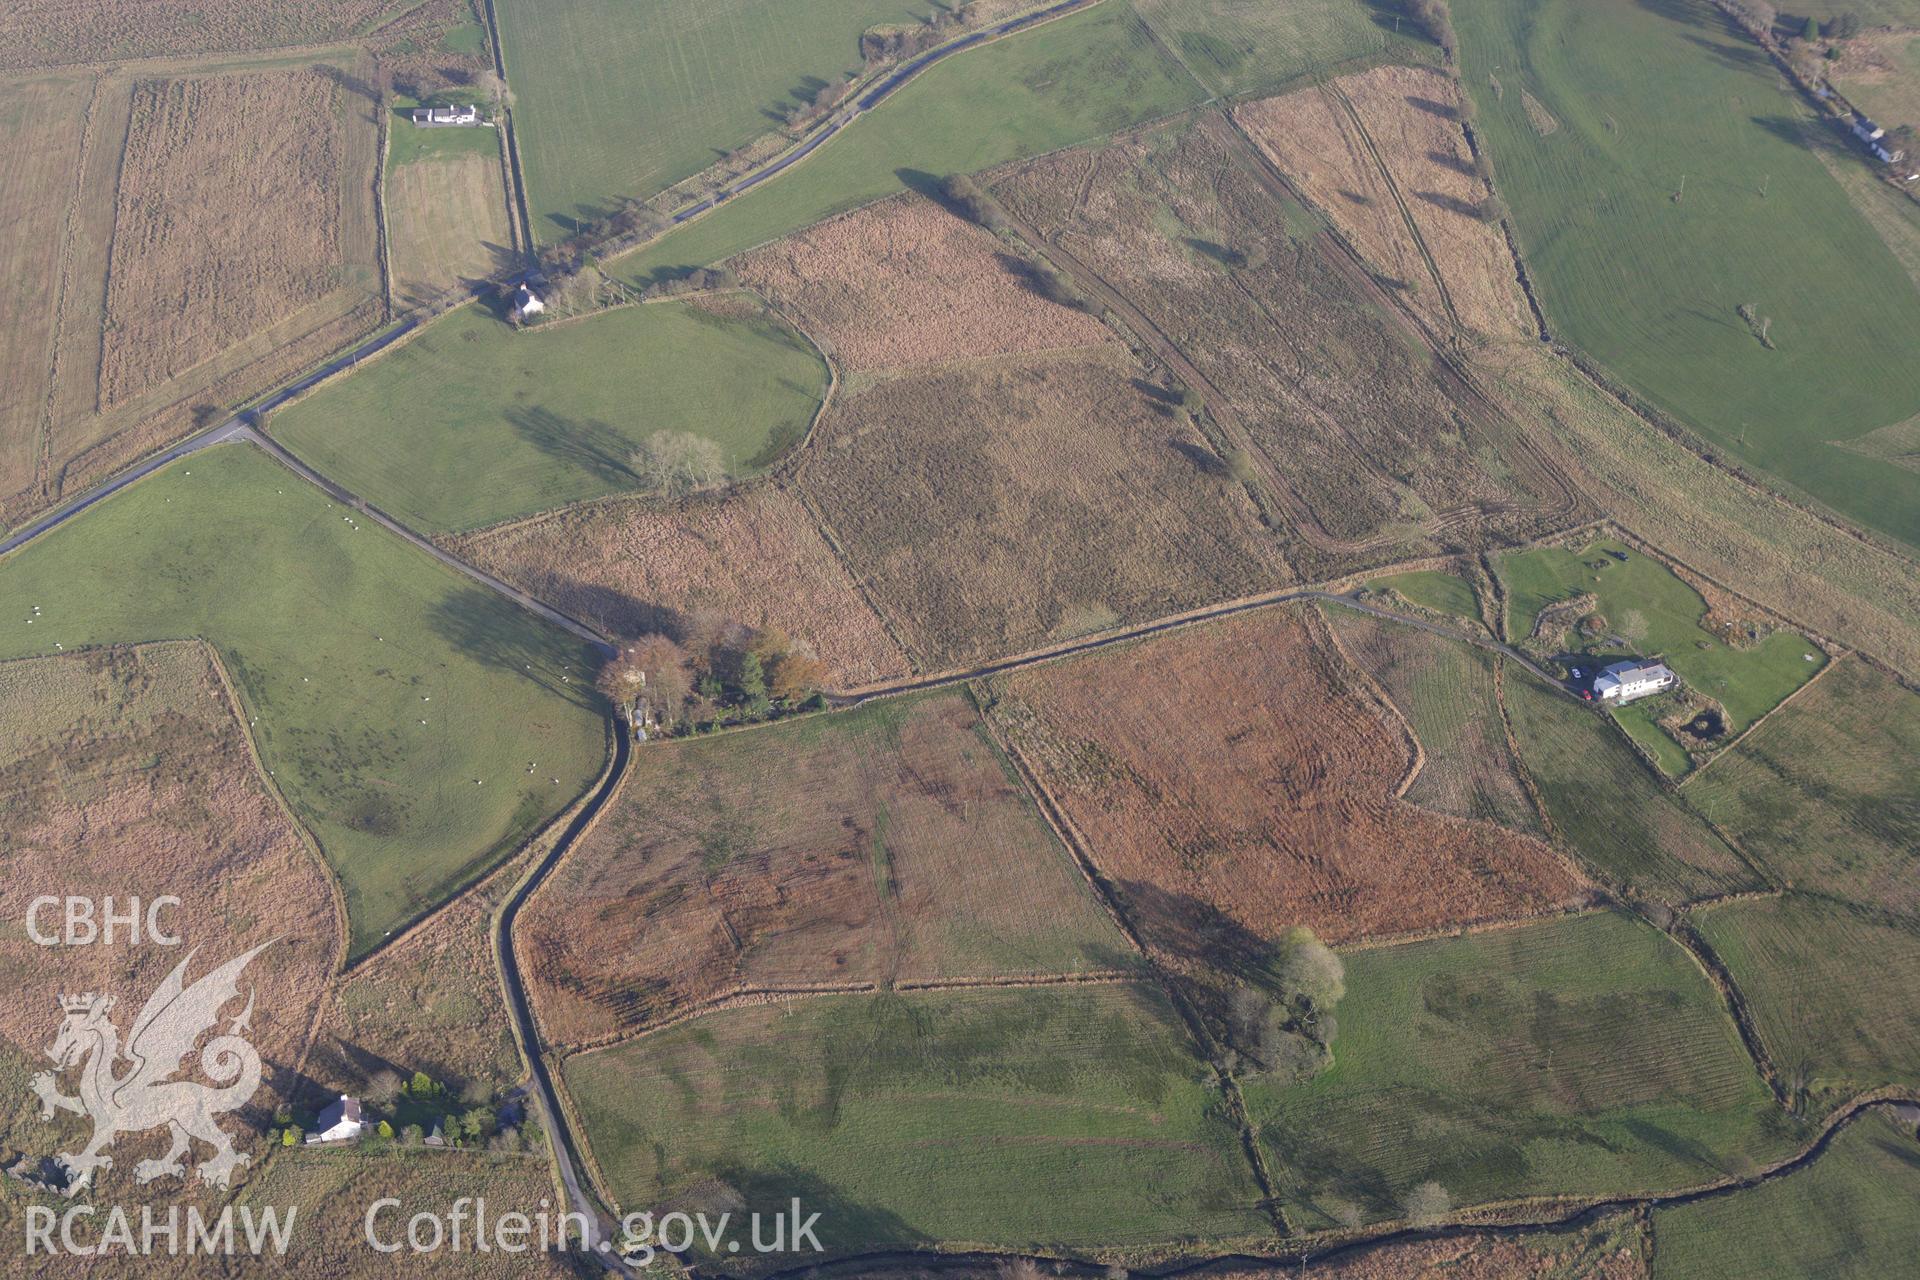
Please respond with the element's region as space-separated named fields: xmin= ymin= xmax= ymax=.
xmin=1402 ymin=1180 xmax=1451 ymax=1226
xmin=632 ymin=430 xmax=726 ymax=496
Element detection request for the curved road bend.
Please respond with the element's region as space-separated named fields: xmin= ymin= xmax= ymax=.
xmin=496 ymin=722 xmax=635 ymax=1273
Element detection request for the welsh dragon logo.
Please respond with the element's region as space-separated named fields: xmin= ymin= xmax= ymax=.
xmin=30 ymin=941 xmax=273 ymax=1192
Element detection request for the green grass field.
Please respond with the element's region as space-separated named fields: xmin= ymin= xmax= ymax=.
xmin=1325 ymin=607 xmax=1543 ymax=834
xmin=0 ymin=446 xmax=608 ymax=957
xmin=1687 ymin=658 xmax=1920 ymax=919
xmin=616 ymin=1 xmax=1208 ymax=283
xmin=1368 ymin=568 xmax=1481 ymax=624
xmin=1246 ymin=910 xmax=1795 ymax=1229
xmin=1697 ymin=894 xmax=1920 ymax=1098
xmin=1455 ymin=0 xmax=1920 ymax=548
xmin=1133 ymin=0 xmax=1429 ymax=97
xmin=272 ymin=299 xmax=826 ymax=534
xmin=386 ymin=98 xmax=503 ymax=168
xmin=497 ymin=0 xmax=939 ymax=239
xmin=564 ymin=983 xmax=1267 ymax=1252
xmin=1502 ymin=670 xmax=1760 ymax=901
xmin=1498 ymin=537 xmax=1825 ymax=737
xmin=1614 ymin=696 xmax=1698 ymax=778
xmin=1651 ymin=1109 xmax=1920 ymax=1279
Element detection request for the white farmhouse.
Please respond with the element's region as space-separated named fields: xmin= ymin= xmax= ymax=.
xmin=411 ymin=103 xmax=481 ymax=126
xmin=306 ymin=1095 xmax=365 ymax=1144
xmin=1592 ymin=660 xmax=1676 ymax=705
xmin=510 ymin=284 xmax=546 ymax=322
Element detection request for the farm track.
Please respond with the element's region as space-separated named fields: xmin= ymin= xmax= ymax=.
xmin=832 ymin=590 xmax=1569 ymax=708
xmin=1220 ymin=108 xmax=1587 ymax=540
xmin=1317 ymin=78 xmax=1461 ymax=334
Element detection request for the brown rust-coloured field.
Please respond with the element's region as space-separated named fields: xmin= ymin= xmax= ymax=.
xmin=797 ymin=346 xmax=1291 ymax=670
xmin=520 ymin=690 xmax=1128 ymax=1047
xmin=100 ymin=68 xmax=354 ymax=407
xmin=991 ymin=112 xmax=1576 ymax=573
xmin=1235 ymin=64 xmax=1533 ymax=341
xmin=448 ymin=482 xmax=911 ymax=688
xmin=1 ymin=54 xmax=382 ymax=533
xmin=0 ymin=73 xmax=88 ymax=498
xmin=0 ymin=643 xmax=337 ymax=1113
xmin=734 ymin=193 xmax=1117 ymax=372
xmin=0 ymin=0 xmax=392 ymax=70
xmin=989 ymin=606 xmax=1589 ymax=960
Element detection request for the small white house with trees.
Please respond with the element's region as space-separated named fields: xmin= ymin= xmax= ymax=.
xmin=306 ymin=1095 xmax=365 ymax=1144
xmin=1593 ymin=660 xmax=1676 ymax=705
xmin=510 ymin=284 xmax=545 ymax=322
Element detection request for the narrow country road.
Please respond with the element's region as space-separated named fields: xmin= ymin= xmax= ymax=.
xmin=240 ymin=424 xmax=614 ymax=655
xmin=495 ymin=725 xmax=635 ymax=1273
xmin=658 ymin=0 xmax=1102 ymax=229
xmin=0 ymin=317 xmax=417 ymax=558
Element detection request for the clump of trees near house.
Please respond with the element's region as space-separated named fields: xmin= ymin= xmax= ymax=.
xmin=1218 ymin=927 xmax=1347 ymax=1082
xmin=597 ymin=617 xmax=828 ymax=737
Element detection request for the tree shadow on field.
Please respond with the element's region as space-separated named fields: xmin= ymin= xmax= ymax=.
xmin=1750 ymin=113 xmax=1851 ymax=160
xmin=506 ymin=406 xmax=641 ymax=490
xmin=1405 ymin=95 xmax=1458 ymax=122
xmin=1415 ymin=190 xmax=1481 ymax=218
xmin=1618 ymin=1115 xmax=1738 ymax=1177
xmin=312 ymin=62 xmax=379 ymax=105
xmin=425 ymin=585 xmax=604 ymax=711
xmin=1634 ymin=0 xmax=1767 ymax=68
xmin=762 ymin=74 xmax=830 ymax=125
xmin=1112 ymin=879 xmax=1274 ymax=980
xmin=699 ymin=1166 xmax=930 ymax=1257
xmin=540 ymin=577 xmax=689 ymax=645
xmin=1132 ymin=378 xmax=1182 ymax=410
xmin=1427 ymin=149 xmax=1475 ymax=177
xmin=1170 ymin=437 xmax=1231 ymax=477
xmin=893 ymin=166 xmax=971 ymax=219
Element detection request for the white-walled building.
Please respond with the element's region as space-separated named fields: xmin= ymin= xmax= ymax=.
xmin=306 ymin=1095 xmax=365 ymax=1144
xmin=1593 ymin=660 xmax=1676 ymax=705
